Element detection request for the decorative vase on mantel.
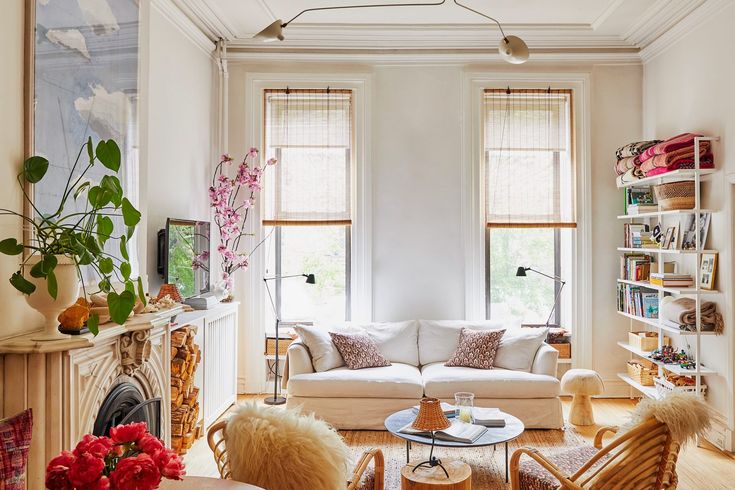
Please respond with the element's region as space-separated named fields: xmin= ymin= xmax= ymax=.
xmin=24 ymin=254 xmax=79 ymax=341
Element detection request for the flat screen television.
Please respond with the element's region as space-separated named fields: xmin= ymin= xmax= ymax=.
xmin=157 ymin=219 xmax=210 ymax=298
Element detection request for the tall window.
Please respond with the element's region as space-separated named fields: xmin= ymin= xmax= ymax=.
xmin=484 ymin=89 xmax=576 ymax=326
xmin=263 ymin=89 xmax=353 ymax=323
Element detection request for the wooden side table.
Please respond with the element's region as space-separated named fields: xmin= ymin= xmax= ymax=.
xmin=401 ymin=459 xmax=471 ymax=489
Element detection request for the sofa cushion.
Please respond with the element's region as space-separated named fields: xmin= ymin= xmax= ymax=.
xmin=321 ymin=321 xmax=420 ymax=366
xmin=418 ymin=320 xmax=504 ymax=365
xmin=445 ymin=328 xmax=505 ymax=369
xmin=421 ymin=362 xmax=560 ymax=399
xmin=329 ymin=332 xmax=391 ymax=370
xmin=294 ymin=324 xmax=364 ymax=372
xmin=287 ymin=363 xmax=423 ymax=399
xmin=494 ymin=328 xmax=548 ymax=372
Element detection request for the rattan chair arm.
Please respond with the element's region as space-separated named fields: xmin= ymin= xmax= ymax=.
xmin=347 ymin=448 xmax=384 ymax=490
xmin=510 ymin=447 xmax=582 ymax=490
xmin=593 ymin=426 xmax=619 ymax=449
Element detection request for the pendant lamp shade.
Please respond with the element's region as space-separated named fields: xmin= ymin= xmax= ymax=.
xmin=255 ymin=19 xmax=285 ymax=42
xmin=498 ymin=35 xmax=529 ymax=64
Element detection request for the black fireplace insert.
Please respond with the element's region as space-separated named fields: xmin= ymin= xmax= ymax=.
xmin=93 ymin=382 xmax=162 ymax=438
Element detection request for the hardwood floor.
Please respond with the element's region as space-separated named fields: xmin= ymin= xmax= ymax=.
xmin=184 ymin=395 xmax=735 ymax=488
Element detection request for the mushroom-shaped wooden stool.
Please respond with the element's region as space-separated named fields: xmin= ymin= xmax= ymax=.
xmin=561 ymin=369 xmax=604 ymax=426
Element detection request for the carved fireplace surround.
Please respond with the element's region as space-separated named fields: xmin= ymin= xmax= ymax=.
xmin=0 ymin=306 xmax=183 ymax=489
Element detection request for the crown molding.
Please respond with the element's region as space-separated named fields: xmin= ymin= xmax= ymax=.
xmin=624 ymin=0 xmax=704 ymax=48
xmin=151 ymin=0 xmax=216 ymax=57
xmin=590 ymin=0 xmax=626 ymax=31
xmin=639 ymin=0 xmax=731 ymax=63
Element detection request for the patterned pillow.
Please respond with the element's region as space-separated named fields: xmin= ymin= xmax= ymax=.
xmin=0 ymin=409 xmax=33 ymax=490
xmin=329 ymin=332 xmax=391 ymax=370
xmin=445 ymin=328 xmax=505 ymax=369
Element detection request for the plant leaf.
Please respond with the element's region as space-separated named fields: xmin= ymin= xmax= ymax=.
xmin=119 ymin=236 xmax=129 ymax=261
xmin=47 ymin=270 xmax=58 ymax=300
xmin=121 ymin=198 xmax=141 ymax=227
xmin=99 ymin=257 xmax=114 ymax=274
xmin=137 ymin=276 xmax=147 ymax=306
xmin=107 ymin=290 xmax=135 ymax=324
xmin=30 ymin=254 xmax=58 ymax=278
xmin=73 ymin=181 xmax=91 ymax=200
xmin=96 ymin=140 xmax=121 ymax=172
xmin=87 ymin=313 xmax=99 ymax=336
xmin=100 ymin=175 xmax=123 ymax=207
xmin=86 ymin=137 xmax=94 ymax=163
xmin=124 ymin=280 xmax=135 ymax=295
xmin=23 ymin=156 xmax=49 ymax=183
xmin=0 ymin=238 xmax=24 ymax=255
xmin=98 ymin=277 xmax=111 ymax=293
xmin=10 ymin=271 xmax=36 ymax=295
xmin=120 ymin=262 xmax=131 ymax=280
xmin=96 ymin=216 xmax=113 ymax=245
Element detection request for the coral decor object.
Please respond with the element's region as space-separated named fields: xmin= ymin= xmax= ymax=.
xmin=201 ymin=149 xmax=277 ymax=293
xmin=156 ymin=284 xmax=183 ymax=304
xmin=58 ymin=298 xmax=92 ymax=330
xmin=45 ymin=422 xmax=185 ymax=489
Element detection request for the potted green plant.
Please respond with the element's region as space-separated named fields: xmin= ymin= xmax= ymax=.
xmin=0 ymin=138 xmax=144 ymax=339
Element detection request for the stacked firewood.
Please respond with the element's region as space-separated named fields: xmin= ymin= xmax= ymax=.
xmin=170 ymin=326 xmax=202 ymax=454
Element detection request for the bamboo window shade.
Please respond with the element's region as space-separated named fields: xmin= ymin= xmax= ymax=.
xmin=263 ymin=88 xmax=353 ymax=226
xmin=484 ymin=88 xmax=576 ymax=228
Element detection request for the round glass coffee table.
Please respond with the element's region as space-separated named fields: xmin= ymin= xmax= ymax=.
xmin=385 ymin=408 xmax=525 ymax=483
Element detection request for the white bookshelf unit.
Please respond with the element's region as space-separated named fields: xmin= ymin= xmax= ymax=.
xmin=615 ymin=137 xmax=720 ymax=400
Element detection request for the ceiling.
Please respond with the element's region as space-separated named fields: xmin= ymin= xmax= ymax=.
xmin=171 ymin=0 xmax=716 ymax=61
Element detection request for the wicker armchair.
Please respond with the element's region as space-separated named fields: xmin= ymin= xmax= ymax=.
xmin=207 ymin=419 xmax=384 ymax=490
xmin=510 ymin=418 xmax=680 ymax=489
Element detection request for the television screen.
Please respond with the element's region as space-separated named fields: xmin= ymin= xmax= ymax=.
xmin=165 ymin=219 xmax=210 ymax=298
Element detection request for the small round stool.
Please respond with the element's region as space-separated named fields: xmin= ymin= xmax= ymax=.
xmin=401 ymin=459 xmax=471 ymax=489
xmin=561 ymin=369 xmax=604 ymax=426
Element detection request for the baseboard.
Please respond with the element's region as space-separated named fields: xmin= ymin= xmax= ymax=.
xmin=702 ymin=410 xmax=734 ymax=453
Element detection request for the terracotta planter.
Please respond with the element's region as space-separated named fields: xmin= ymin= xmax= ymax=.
xmin=25 ymin=255 xmax=80 ymax=341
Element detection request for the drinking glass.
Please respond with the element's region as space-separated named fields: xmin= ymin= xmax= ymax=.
xmin=454 ymin=392 xmax=475 ymax=423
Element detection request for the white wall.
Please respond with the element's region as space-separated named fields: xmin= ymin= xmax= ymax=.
xmin=643 ymin=2 xmax=735 ymax=444
xmin=228 ymin=60 xmax=642 ymax=394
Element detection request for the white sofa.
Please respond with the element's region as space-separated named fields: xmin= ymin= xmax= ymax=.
xmin=284 ymin=320 xmax=563 ymax=430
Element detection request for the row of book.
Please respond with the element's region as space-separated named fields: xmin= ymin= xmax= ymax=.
xmin=650 ymin=273 xmax=694 ymax=287
xmin=624 ymin=186 xmax=657 ymax=215
xmin=623 ymin=223 xmax=657 ymax=249
xmin=620 ymin=254 xmax=651 ymax=281
xmin=617 ymin=283 xmax=659 ymax=319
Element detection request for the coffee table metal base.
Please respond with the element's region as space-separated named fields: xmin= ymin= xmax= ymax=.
xmin=404 ymin=441 xmax=510 ymax=483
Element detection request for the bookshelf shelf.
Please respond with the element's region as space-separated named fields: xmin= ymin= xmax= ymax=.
xmin=617 ymin=209 xmax=715 ymax=220
xmin=615 ymin=310 xmax=717 ymax=336
xmin=616 ymin=168 xmax=716 ymax=188
xmin=616 ymin=341 xmax=715 ymax=375
xmin=617 ymin=373 xmax=659 ymax=399
xmin=616 ymin=278 xmax=719 ymax=295
xmin=617 ymin=247 xmax=717 ymax=255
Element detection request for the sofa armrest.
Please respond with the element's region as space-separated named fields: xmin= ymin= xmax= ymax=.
xmin=531 ymin=343 xmax=558 ymax=376
xmin=287 ymin=342 xmax=315 ymax=379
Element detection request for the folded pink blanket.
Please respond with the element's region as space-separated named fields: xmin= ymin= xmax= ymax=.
xmin=644 ymin=157 xmax=714 ymax=176
xmin=639 ymin=133 xmax=707 ymax=163
xmin=639 ymin=144 xmax=711 ymax=173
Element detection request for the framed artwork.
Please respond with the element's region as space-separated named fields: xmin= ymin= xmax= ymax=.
xmin=681 ymin=213 xmax=710 ymax=251
xmin=27 ymin=0 xmax=141 ymax=281
xmin=661 ymin=226 xmax=674 ymax=249
xmin=699 ymin=253 xmax=718 ymax=290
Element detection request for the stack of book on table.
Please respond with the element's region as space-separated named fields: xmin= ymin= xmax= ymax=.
xmin=410 ymin=404 xmax=507 ymax=429
xmin=399 ymin=419 xmax=488 ymax=444
xmin=650 ymin=273 xmax=693 ymax=288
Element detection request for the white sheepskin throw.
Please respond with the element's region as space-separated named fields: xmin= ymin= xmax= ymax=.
xmin=620 ymin=392 xmax=712 ymax=445
xmin=225 ymin=403 xmax=351 ymax=490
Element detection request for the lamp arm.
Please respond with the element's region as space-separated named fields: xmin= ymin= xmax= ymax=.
xmin=526 ymin=268 xmax=565 ymax=284
xmin=545 ymin=281 xmax=565 ymax=327
xmin=452 ymin=0 xmax=507 ymax=38
xmin=263 ymin=277 xmax=279 ymax=321
xmin=283 ymin=0 xmax=447 ymax=27
xmin=264 ymin=274 xmax=307 ymax=281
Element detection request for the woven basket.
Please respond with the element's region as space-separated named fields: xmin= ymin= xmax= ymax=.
xmin=627 ymin=360 xmax=657 ymax=386
xmin=653 ymin=181 xmax=695 ymax=210
xmin=654 ymin=376 xmax=707 ymax=398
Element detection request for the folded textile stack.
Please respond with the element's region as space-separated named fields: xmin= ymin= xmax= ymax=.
xmin=638 ymin=133 xmax=714 ymax=176
xmin=613 ymin=140 xmax=660 ymax=177
xmin=660 ymin=296 xmax=723 ymax=334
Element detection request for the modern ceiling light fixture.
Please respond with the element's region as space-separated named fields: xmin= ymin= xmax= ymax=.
xmin=253 ymin=0 xmax=529 ymax=64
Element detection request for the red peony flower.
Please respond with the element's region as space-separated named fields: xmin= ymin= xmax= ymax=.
xmin=73 ymin=434 xmax=113 ymax=458
xmin=68 ymin=452 xmax=105 ymax=487
xmin=46 ymin=465 xmax=73 ymax=490
xmin=109 ymin=453 xmax=161 ymax=490
xmin=109 ymin=421 xmax=148 ymax=443
xmin=47 ymin=450 xmax=75 ymax=470
xmin=154 ymin=448 xmax=186 ymax=480
xmin=88 ymin=476 xmax=111 ymax=490
xmin=137 ymin=434 xmax=164 ymax=455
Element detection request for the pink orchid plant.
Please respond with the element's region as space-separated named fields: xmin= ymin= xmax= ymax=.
xmin=198 ymin=148 xmax=276 ymax=292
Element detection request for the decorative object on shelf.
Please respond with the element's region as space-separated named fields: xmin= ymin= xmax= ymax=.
xmin=157 ymin=284 xmax=184 ymax=304
xmin=699 ymin=252 xmax=718 ymax=290
xmin=0 ymin=139 xmax=144 ymax=339
xmin=254 ymin=0 xmax=528 ymax=64
xmin=45 ymin=422 xmax=184 ymax=489
xmin=648 ymin=345 xmax=697 ymax=369
xmin=627 ymin=360 xmax=657 ymax=386
xmin=171 ymin=326 xmax=202 ymax=455
xmin=560 ymin=369 xmax=604 ymax=426
xmin=655 ymin=373 xmax=707 ymax=398
xmin=58 ymin=298 xmax=91 ymax=333
xmin=681 ymin=212 xmax=711 ymax=250
xmin=660 ymin=297 xmax=723 ymax=334
xmin=206 ymin=150 xmax=277 ymax=300
xmin=454 ymin=392 xmax=475 ymax=424
xmin=653 ymin=180 xmax=695 ymax=210
xmin=262 ymin=273 xmax=316 ymax=405
xmin=516 ymin=267 xmax=566 ymax=328
xmin=628 ymin=331 xmax=670 ymax=352
xmin=411 ymin=397 xmax=452 ymax=478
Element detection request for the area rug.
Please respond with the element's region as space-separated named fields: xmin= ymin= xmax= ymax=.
xmin=341 ymin=426 xmax=587 ymax=490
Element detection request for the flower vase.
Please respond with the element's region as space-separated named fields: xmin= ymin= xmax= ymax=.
xmin=25 ymin=255 xmax=79 ymax=341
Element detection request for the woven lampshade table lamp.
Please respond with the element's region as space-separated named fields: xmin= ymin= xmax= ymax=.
xmin=410 ymin=397 xmax=452 ymax=478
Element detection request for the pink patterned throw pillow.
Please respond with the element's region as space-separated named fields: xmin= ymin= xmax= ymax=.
xmin=0 ymin=409 xmax=33 ymax=490
xmin=445 ymin=328 xmax=506 ymax=369
xmin=329 ymin=332 xmax=391 ymax=370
